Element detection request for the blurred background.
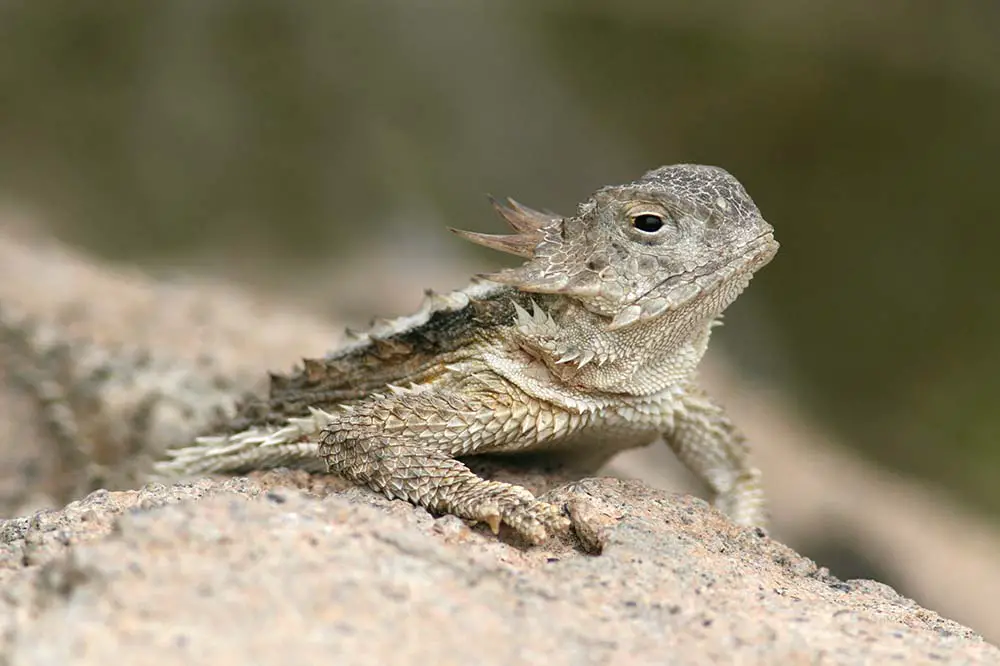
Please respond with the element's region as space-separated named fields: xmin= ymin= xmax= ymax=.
xmin=0 ymin=0 xmax=998 ymax=638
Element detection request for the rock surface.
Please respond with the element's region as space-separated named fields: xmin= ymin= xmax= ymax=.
xmin=2 ymin=231 xmax=999 ymax=662
xmin=1 ymin=472 xmax=995 ymax=665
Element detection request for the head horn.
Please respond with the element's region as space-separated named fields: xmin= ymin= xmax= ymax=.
xmin=449 ymin=197 xmax=559 ymax=258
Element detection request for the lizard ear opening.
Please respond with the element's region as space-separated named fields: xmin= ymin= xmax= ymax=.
xmin=449 ymin=197 xmax=558 ymax=259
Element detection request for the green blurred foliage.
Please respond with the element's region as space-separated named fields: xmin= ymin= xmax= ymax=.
xmin=0 ymin=1 xmax=998 ymax=515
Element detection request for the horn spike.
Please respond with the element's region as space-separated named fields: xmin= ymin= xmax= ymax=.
xmin=480 ymin=267 xmax=570 ymax=293
xmin=487 ymin=195 xmax=557 ymax=234
xmin=448 ymin=228 xmax=539 ymax=258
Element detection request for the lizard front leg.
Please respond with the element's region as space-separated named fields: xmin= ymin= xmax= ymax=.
xmin=316 ymin=377 xmax=574 ymax=544
xmin=664 ymin=383 xmax=766 ymax=528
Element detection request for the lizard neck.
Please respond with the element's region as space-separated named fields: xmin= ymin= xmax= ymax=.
xmin=512 ymin=295 xmax=716 ymax=397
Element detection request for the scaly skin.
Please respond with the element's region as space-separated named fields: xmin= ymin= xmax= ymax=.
xmin=0 ymin=164 xmax=776 ymax=540
xmin=151 ymin=164 xmax=778 ymax=543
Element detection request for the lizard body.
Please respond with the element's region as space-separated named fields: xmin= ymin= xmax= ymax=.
xmin=2 ymin=164 xmax=778 ymax=543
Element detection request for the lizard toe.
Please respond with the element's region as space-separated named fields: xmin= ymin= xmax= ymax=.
xmin=498 ymin=498 xmax=569 ymax=545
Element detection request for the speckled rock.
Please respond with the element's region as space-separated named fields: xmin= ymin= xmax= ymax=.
xmin=1 ymin=472 xmax=995 ymax=666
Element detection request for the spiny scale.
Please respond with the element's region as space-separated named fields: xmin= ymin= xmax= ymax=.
xmin=229 ymin=280 xmax=554 ymax=430
xmin=448 ymin=197 xmax=556 ymax=258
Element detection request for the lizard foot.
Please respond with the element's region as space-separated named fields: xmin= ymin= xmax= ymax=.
xmin=454 ymin=483 xmax=570 ymax=544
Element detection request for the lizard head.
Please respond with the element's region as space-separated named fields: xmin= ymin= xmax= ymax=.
xmin=452 ymin=164 xmax=778 ymax=330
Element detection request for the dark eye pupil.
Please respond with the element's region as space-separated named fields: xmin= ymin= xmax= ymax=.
xmin=633 ymin=214 xmax=664 ymax=233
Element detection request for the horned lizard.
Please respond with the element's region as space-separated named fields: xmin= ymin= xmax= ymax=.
xmin=1 ymin=164 xmax=777 ymax=544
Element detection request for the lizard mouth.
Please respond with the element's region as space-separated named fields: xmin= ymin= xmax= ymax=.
xmin=609 ymin=231 xmax=779 ymax=330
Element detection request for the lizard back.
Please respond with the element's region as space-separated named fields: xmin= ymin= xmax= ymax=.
xmin=228 ymin=281 xmax=547 ymax=429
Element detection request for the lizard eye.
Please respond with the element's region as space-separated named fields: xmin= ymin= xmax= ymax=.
xmin=632 ymin=214 xmax=664 ymax=233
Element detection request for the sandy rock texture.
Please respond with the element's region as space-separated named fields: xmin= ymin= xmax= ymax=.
xmin=0 ymin=229 xmax=339 ymax=514
xmin=611 ymin=360 xmax=1000 ymax=644
xmin=2 ymin=472 xmax=995 ymax=666
xmin=2 ymin=229 xmax=1000 ymax=660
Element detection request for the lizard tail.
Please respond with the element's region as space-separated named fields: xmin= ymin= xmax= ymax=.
xmin=151 ymin=407 xmax=336 ymax=478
